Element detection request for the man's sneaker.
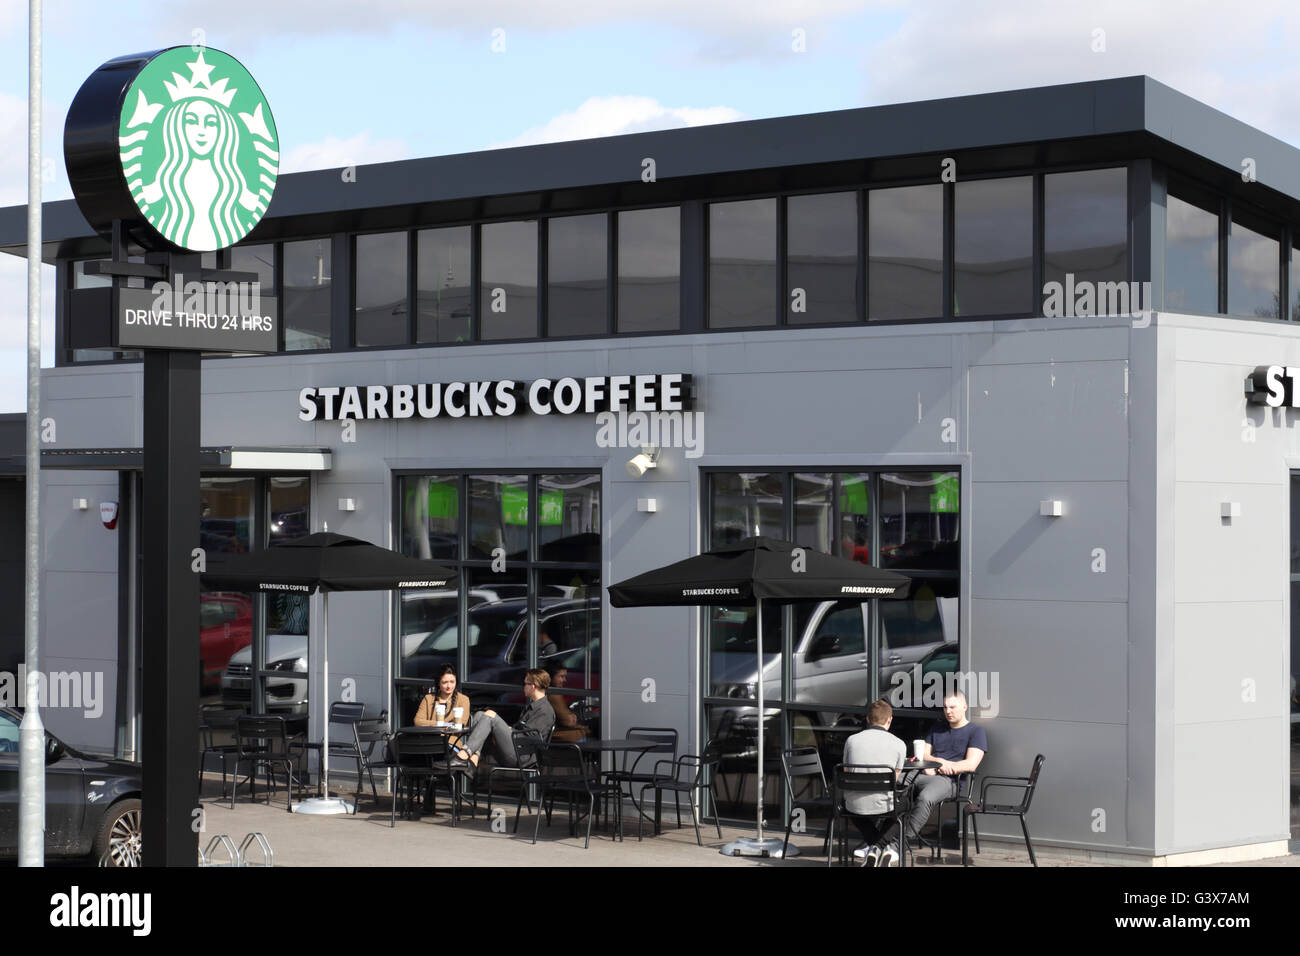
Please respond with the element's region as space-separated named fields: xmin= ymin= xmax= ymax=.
xmin=852 ymin=844 xmax=870 ymax=860
xmin=880 ymin=845 xmax=900 ymax=867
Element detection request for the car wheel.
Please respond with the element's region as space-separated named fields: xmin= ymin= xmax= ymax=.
xmin=95 ymin=798 xmax=142 ymax=867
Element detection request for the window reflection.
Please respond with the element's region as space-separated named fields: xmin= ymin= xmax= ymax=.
xmin=1044 ymin=168 xmax=1127 ymax=303
xmin=708 ymin=604 xmax=782 ymax=700
xmin=787 ymin=192 xmax=857 ymax=325
xmin=955 ymin=177 xmax=1033 ymax=316
xmin=791 ymin=601 xmax=870 ymax=717
xmin=417 ymin=226 xmax=472 ymax=343
xmin=283 ymin=238 xmax=332 ymax=350
xmin=710 ymin=473 xmax=784 ymax=547
xmin=468 ymin=475 xmax=529 ymax=561
xmin=879 ymin=579 xmax=959 ymax=702
xmin=709 ymin=199 xmax=777 ymax=328
xmin=705 ymin=704 xmax=782 ymax=821
xmin=1228 ymin=211 xmax=1281 ymax=319
xmin=354 ymin=231 xmax=408 ymax=347
xmin=618 ymin=206 xmax=680 ymax=332
xmin=869 ymin=184 xmax=942 ymax=320
xmin=547 ymin=214 xmax=607 ymax=337
xmin=1165 ymin=188 xmax=1219 ymax=314
xmin=879 ymin=472 xmax=960 ymax=571
xmin=400 ymin=476 xmax=459 ymax=561
xmin=481 ymin=220 xmax=538 ymax=340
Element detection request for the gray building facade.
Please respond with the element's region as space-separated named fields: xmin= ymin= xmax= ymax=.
xmin=2 ymin=75 xmax=1296 ymax=863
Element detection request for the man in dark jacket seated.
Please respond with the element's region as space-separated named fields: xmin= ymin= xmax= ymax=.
xmin=452 ymin=668 xmax=556 ymax=770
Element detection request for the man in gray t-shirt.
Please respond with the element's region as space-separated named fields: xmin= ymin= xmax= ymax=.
xmin=840 ymin=700 xmax=906 ymax=859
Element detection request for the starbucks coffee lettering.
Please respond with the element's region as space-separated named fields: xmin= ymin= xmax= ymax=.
xmin=298 ymin=373 xmax=694 ymax=421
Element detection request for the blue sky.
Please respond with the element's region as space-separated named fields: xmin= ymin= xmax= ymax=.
xmin=3 ymin=0 xmax=1300 ymax=409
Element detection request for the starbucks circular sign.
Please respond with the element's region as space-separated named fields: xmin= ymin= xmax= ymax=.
xmin=66 ymin=47 xmax=279 ymax=253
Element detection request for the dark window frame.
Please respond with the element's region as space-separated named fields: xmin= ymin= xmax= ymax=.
xmin=390 ymin=469 xmax=603 ymax=718
xmin=700 ymin=465 xmax=961 ymax=827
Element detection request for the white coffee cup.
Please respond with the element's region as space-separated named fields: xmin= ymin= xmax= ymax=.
xmin=435 ymin=703 xmax=446 ymax=720
xmin=453 ymin=707 xmax=463 ymax=722
xmin=912 ymin=739 xmax=925 ymax=760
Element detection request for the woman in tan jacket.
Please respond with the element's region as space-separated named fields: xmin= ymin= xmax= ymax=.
xmin=414 ymin=664 xmax=470 ymax=748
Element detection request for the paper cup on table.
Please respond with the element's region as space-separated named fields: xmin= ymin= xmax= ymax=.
xmin=452 ymin=707 xmax=463 ymax=725
xmin=912 ymin=740 xmax=925 ymax=760
xmin=435 ymin=703 xmax=446 ymax=720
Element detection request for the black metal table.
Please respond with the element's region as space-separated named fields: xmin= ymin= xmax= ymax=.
xmin=392 ymin=726 xmax=470 ymax=824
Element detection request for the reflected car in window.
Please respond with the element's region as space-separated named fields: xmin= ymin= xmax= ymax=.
xmin=710 ymin=596 xmax=957 ymax=724
xmin=404 ymin=596 xmax=600 ymax=691
xmin=220 ymin=634 xmax=308 ymax=713
xmin=200 ymin=592 xmax=253 ymax=691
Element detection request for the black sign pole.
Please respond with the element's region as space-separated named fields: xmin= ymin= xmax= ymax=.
xmin=140 ymin=251 xmax=201 ymax=867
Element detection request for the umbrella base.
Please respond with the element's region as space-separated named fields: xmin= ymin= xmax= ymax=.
xmin=720 ymin=836 xmax=787 ymax=857
xmin=292 ymin=797 xmax=354 ymax=815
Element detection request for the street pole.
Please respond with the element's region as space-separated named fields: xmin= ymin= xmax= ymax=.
xmin=18 ymin=0 xmax=44 ymax=869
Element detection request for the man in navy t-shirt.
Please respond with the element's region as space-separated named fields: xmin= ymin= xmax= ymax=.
xmin=872 ymin=689 xmax=986 ymax=864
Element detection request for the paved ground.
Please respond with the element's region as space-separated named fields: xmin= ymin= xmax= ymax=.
xmin=194 ymin=778 xmax=1299 ymax=867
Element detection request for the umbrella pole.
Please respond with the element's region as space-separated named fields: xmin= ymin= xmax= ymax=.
xmin=322 ymin=590 xmax=329 ymax=796
xmin=720 ymin=596 xmax=788 ymax=857
xmin=755 ymin=596 xmax=764 ymax=843
xmin=294 ymin=589 xmax=350 ymax=813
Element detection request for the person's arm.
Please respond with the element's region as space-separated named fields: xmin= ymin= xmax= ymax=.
xmin=940 ymin=747 xmax=985 ymax=776
xmin=549 ymin=693 xmax=578 ymax=727
xmin=413 ymin=695 xmax=435 ymax=726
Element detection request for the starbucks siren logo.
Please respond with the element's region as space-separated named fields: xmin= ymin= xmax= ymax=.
xmin=117 ymin=48 xmax=278 ymax=251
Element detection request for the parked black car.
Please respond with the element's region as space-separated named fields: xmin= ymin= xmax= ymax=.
xmin=0 ymin=707 xmax=142 ymax=866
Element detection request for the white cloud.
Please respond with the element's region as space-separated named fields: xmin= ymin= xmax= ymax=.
xmin=0 ymin=255 xmax=57 ymax=414
xmin=862 ymin=0 xmax=1300 ymax=146
xmin=156 ymin=0 xmax=876 ymax=39
xmin=281 ymin=132 xmax=410 ymax=173
xmin=487 ymin=96 xmax=745 ymax=149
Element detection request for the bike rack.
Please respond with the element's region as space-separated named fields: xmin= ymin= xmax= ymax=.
xmin=237 ymin=831 xmax=274 ymax=867
xmin=198 ymin=834 xmax=239 ymax=867
xmin=196 ymin=832 xmax=273 ymax=866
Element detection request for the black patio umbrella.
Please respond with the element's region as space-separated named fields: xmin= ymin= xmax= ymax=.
xmin=202 ymin=532 xmax=454 ymax=813
xmin=608 ymin=536 xmax=910 ymax=855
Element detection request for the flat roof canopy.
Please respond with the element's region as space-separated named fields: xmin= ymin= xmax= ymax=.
xmin=0 ymin=446 xmax=332 ymax=473
xmin=5 ymin=75 xmax=1300 ymax=260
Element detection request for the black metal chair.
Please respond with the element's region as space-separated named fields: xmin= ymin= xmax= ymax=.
xmin=604 ymin=727 xmax=678 ymax=820
xmin=962 ymin=754 xmax=1046 ymax=866
xmin=780 ymin=747 xmax=834 ymax=859
xmin=232 ymin=715 xmax=308 ymax=813
xmin=197 ymin=707 xmax=245 ymax=801
xmin=827 ymin=763 xmax=911 ymax=867
xmin=481 ymin=726 xmax=553 ymax=824
xmin=638 ymin=751 xmax=723 ymax=846
xmin=315 ymin=701 xmax=380 ymax=809
xmin=383 ymin=731 xmax=449 ymax=828
xmin=529 ymin=741 xmax=623 ymax=848
xmin=923 ymin=770 xmax=977 ymax=860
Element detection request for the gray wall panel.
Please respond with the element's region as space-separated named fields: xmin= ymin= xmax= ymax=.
xmin=39 ymin=655 xmax=117 ymax=753
xmin=968 ymin=716 xmax=1129 ymax=849
xmin=967 ymin=599 xmax=1127 ymax=722
xmin=1173 ymin=601 xmax=1287 ymax=723
xmin=967 ymin=324 xmax=1131 ymax=367
xmin=704 ymin=368 xmax=955 ymax=457
xmin=970 ymin=481 xmax=1128 ymax=602
xmin=1172 ymin=717 xmax=1289 ymax=847
xmin=1171 ymin=481 xmax=1285 ymax=605
xmin=969 ymin=360 xmax=1129 ymax=482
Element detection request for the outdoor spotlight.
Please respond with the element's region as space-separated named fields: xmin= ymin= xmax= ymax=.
xmin=625 ymin=447 xmax=660 ymax=478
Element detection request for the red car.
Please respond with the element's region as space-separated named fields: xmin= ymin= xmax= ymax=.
xmin=200 ymin=592 xmax=253 ymax=690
